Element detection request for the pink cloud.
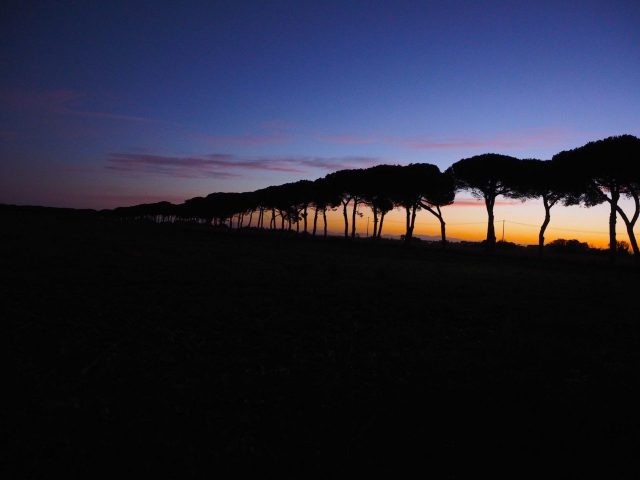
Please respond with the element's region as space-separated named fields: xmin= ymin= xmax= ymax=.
xmin=105 ymin=152 xmax=382 ymax=178
xmin=106 ymin=153 xmax=241 ymax=179
xmin=296 ymin=156 xmax=380 ymax=170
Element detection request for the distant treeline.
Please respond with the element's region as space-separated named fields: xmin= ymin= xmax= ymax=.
xmin=107 ymin=135 xmax=640 ymax=258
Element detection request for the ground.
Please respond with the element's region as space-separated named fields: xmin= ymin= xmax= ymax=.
xmin=4 ymin=208 xmax=640 ymax=476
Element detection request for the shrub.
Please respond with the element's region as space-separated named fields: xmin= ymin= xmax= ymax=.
xmin=617 ymin=240 xmax=630 ymax=255
xmin=546 ymin=238 xmax=590 ymax=254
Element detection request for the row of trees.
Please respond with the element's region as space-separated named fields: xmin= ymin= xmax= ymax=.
xmin=109 ymin=164 xmax=455 ymax=242
xmin=108 ymin=135 xmax=640 ymax=259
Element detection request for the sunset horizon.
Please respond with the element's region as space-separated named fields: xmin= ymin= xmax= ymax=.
xmin=6 ymin=2 xmax=640 ymax=475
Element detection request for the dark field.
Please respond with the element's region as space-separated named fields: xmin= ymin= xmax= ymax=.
xmin=4 ymin=209 xmax=640 ymax=476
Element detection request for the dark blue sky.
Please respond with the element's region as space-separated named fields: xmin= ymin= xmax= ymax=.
xmin=2 ymin=0 xmax=639 ymax=208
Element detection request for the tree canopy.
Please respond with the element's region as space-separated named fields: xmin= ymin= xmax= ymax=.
xmin=553 ymin=135 xmax=640 ymax=257
xmin=447 ymin=153 xmax=521 ymax=248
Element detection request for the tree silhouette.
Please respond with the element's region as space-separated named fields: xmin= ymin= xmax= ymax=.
xmin=360 ymin=165 xmax=397 ymax=239
xmin=418 ymin=167 xmax=455 ymax=244
xmin=285 ymin=180 xmax=314 ymax=233
xmin=510 ymin=159 xmax=581 ymax=254
xmin=553 ymin=135 xmax=640 ymax=258
xmin=386 ymin=165 xmax=421 ymax=243
xmin=385 ymin=163 xmax=450 ymax=243
xmin=324 ymin=169 xmax=363 ymax=239
xmin=309 ymin=178 xmax=341 ymax=237
xmin=111 ymin=201 xmax=177 ymax=223
xmin=447 ymin=154 xmax=521 ymax=249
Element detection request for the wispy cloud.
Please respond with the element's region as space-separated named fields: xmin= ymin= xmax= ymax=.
xmin=295 ymin=156 xmax=379 ymax=170
xmin=0 ymin=89 xmax=80 ymax=111
xmin=106 ymin=153 xmax=240 ymax=179
xmin=105 ymin=152 xmax=381 ymax=178
xmin=320 ymin=128 xmax=572 ymax=151
xmin=193 ymin=132 xmax=292 ymax=147
xmin=0 ymin=88 xmax=155 ymax=123
xmin=0 ymin=130 xmax=17 ymax=141
xmin=64 ymin=109 xmax=153 ymax=123
xmin=192 ymin=119 xmax=299 ymax=147
xmin=259 ymin=119 xmax=298 ymax=131
xmin=319 ymin=134 xmax=382 ymax=145
xmin=406 ymin=129 xmax=569 ymax=150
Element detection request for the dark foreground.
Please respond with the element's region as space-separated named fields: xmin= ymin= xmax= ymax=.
xmin=4 ymin=209 xmax=640 ymax=476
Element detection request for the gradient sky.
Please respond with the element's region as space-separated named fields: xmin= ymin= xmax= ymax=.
xmin=2 ymin=1 xmax=639 ymax=245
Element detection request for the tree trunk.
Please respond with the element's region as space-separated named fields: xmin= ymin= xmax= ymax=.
xmin=405 ymin=205 xmax=417 ymax=243
xmin=608 ymin=187 xmax=620 ymax=260
xmin=420 ymin=202 xmax=447 ymax=245
xmin=303 ymin=206 xmax=308 ymax=233
xmin=485 ymin=196 xmax=496 ymax=249
xmin=405 ymin=207 xmax=411 ymax=239
xmin=342 ymin=200 xmax=349 ymax=238
xmin=248 ymin=210 xmax=253 ymax=228
xmin=539 ymin=196 xmax=552 ymax=255
xmin=378 ymin=211 xmax=386 ymax=238
xmin=435 ymin=206 xmax=447 ymax=245
xmin=372 ymin=205 xmax=378 ymax=239
xmin=410 ymin=204 xmax=418 ymax=238
xmin=615 ymin=192 xmax=640 ymax=257
xmin=323 ymin=208 xmax=328 ymax=237
xmin=351 ymin=197 xmax=358 ymax=239
xmin=312 ymin=208 xmax=318 ymax=236
xmin=619 ymin=210 xmax=640 ymax=257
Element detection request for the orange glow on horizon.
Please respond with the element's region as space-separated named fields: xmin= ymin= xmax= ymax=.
xmin=305 ymin=199 xmax=638 ymax=249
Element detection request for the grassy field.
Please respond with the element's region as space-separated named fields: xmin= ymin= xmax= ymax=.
xmin=4 ymin=208 xmax=640 ymax=475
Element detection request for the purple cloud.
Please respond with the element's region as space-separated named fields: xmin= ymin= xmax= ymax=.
xmin=105 ymin=152 xmax=382 ymax=178
xmin=106 ymin=153 xmax=240 ymax=178
xmin=295 ymin=156 xmax=380 ymax=170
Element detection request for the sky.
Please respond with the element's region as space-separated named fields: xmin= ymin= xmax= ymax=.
xmin=1 ymin=1 xmax=639 ymax=246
